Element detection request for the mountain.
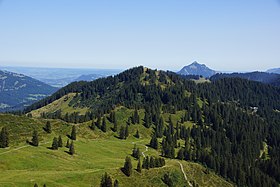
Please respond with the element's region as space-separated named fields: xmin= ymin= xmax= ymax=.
xmin=2 ymin=66 xmax=280 ymax=186
xmin=0 ymin=70 xmax=58 ymax=111
xmin=24 ymin=66 xmax=280 ymax=186
xmin=210 ymin=71 xmax=280 ymax=87
xmin=0 ymin=66 xmax=121 ymax=87
xmin=267 ymin=68 xmax=280 ymax=74
xmin=74 ymin=74 xmax=104 ymax=82
xmin=177 ymin=61 xmax=217 ymax=77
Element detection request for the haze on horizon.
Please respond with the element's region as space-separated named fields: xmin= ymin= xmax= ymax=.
xmin=0 ymin=0 xmax=279 ymax=72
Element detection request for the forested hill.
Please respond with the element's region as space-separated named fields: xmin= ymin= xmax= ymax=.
xmin=0 ymin=70 xmax=57 ymax=111
xmin=210 ymin=71 xmax=280 ymax=87
xmin=25 ymin=66 xmax=280 ymax=186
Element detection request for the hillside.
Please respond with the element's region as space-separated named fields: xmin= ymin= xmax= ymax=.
xmin=210 ymin=71 xmax=280 ymax=87
xmin=3 ymin=66 xmax=280 ymax=186
xmin=0 ymin=70 xmax=57 ymax=111
xmin=0 ymin=111 xmax=233 ymax=187
xmin=177 ymin=61 xmax=217 ymax=78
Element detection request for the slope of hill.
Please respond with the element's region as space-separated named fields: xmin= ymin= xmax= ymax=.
xmin=22 ymin=66 xmax=280 ymax=186
xmin=177 ymin=61 xmax=217 ymax=77
xmin=0 ymin=70 xmax=58 ymax=111
xmin=0 ymin=111 xmax=233 ymax=187
xmin=267 ymin=68 xmax=280 ymax=74
xmin=210 ymin=71 xmax=280 ymax=87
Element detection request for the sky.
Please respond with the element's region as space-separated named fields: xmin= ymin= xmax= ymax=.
xmin=0 ymin=0 xmax=279 ymax=72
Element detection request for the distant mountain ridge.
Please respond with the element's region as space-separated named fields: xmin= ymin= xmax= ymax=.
xmin=210 ymin=71 xmax=280 ymax=87
xmin=75 ymin=74 xmax=104 ymax=82
xmin=267 ymin=68 xmax=280 ymax=74
xmin=0 ymin=70 xmax=57 ymax=111
xmin=177 ymin=61 xmax=217 ymax=77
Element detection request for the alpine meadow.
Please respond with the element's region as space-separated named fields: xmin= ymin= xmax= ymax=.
xmin=0 ymin=1 xmax=280 ymax=187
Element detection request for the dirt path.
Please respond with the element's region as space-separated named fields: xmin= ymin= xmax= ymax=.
xmin=132 ymin=141 xmax=148 ymax=157
xmin=177 ymin=161 xmax=193 ymax=187
xmin=0 ymin=141 xmax=50 ymax=155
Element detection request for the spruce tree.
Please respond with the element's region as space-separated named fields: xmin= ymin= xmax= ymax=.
xmin=123 ymin=156 xmax=133 ymax=176
xmin=0 ymin=127 xmax=9 ymax=148
xmin=162 ymin=173 xmax=173 ymax=187
xmin=135 ymin=129 xmax=140 ymax=138
xmin=132 ymin=145 xmax=141 ymax=159
xmin=114 ymin=179 xmax=119 ymax=187
xmin=124 ymin=124 xmax=129 ymax=139
xmin=150 ymin=133 xmax=158 ymax=149
xmin=101 ymin=117 xmax=107 ymax=132
xmin=31 ymin=130 xmax=39 ymax=146
xmin=132 ymin=108 xmax=140 ymax=124
xmin=66 ymin=139 xmax=70 ymax=148
xmin=70 ymin=126 xmax=76 ymax=140
xmin=100 ymin=172 xmax=113 ymax=187
xmin=52 ymin=137 xmax=58 ymax=150
xmin=119 ymin=126 xmax=125 ymax=139
xmin=58 ymin=135 xmax=63 ymax=147
xmin=177 ymin=148 xmax=184 ymax=160
xmin=45 ymin=121 xmax=52 ymax=133
xmin=137 ymin=159 xmax=142 ymax=173
xmin=150 ymin=156 xmax=155 ymax=168
xmin=69 ymin=141 xmax=75 ymax=155
xmin=90 ymin=120 xmax=95 ymax=130
xmin=113 ymin=120 xmax=118 ymax=132
xmin=96 ymin=115 xmax=101 ymax=129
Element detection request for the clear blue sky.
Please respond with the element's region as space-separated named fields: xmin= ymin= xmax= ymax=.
xmin=0 ymin=0 xmax=279 ymax=71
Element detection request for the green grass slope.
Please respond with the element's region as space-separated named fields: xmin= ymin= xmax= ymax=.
xmin=0 ymin=109 xmax=233 ymax=187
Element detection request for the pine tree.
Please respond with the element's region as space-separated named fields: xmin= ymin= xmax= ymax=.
xmin=101 ymin=117 xmax=107 ymax=132
xmin=100 ymin=172 xmax=113 ymax=187
xmin=66 ymin=139 xmax=70 ymax=148
xmin=113 ymin=120 xmax=118 ymax=132
xmin=70 ymin=126 xmax=76 ymax=140
xmin=132 ymin=108 xmax=140 ymax=124
xmin=119 ymin=126 xmax=125 ymax=139
xmin=110 ymin=111 xmax=116 ymax=123
xmin=132 ymin=145 xmax=141 ymax=159
xmin=144 ymin=110 xmax=151 ymax=128
xmin=162 ymin=173 xmax=173 ymax=187
xmin=0 ymin=127 xmax=9 ymax=148
xmin=31 ymin=130 xmax=39 ymax=146
xmin=137 ymin=159 xmax=142 ymax=173
xmin=114 ymin=179 xmax=119 ymax=187
xmin=125 ymin=124 xmax=129 ymax=139
xmin=96 ymin=115 xmax=101 ymax=129
xmin=123 ymin=156 xmax=133 ymax=176
xmin=90 ymin=120 xmax=95 ymax=130
xmin=177 ymin=148 xmax=184 ymax=160
xmin=135 ymin=129 xmax=140 ymax=138
xmin=150 ymin=133 xmax=158 ymax=149
xmin=69 ymin=141 xmax=75 ymax=155
xmin=44 ymin=121 xmax=52 ymax=133
xmin=150 ymin=156 xmax=155 ymax=168
xmin=58 ymin=135 xmax=63 ymax=147
xmin=34 ymin=183 xmax=38 ymax=187
xmin=52 ymin=137 xmax=58 ymax=150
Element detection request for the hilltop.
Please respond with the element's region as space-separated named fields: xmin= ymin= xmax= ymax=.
xmin=177 ymin=61 xmax=217 ymax=78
